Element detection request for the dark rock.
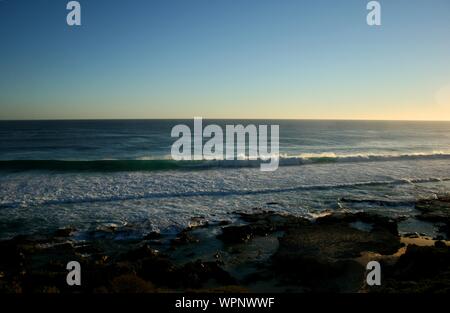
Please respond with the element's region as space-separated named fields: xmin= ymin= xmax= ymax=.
xmin=392 ymin=244 xmax=450 ymax=280
xmin=316 ymin=212 xmax=399 ymax=236
xmin=93 ymin=255 xmax=110 ymax=265
xmin=0 ymin=238 xmax=27 ymax=270
xmin=235 ymin=210 xmax=275 ymax=223
xmin=217 ymin=225 xmax=254 ymax=243
xmin=4 ymin=209 xmax=448 ymax=293
xmin=217 ymin=211 xmax=309 ymax=244
xmin=92 ymin=286 xmax=109 ymax=293
xmin=171 ymin=230 xmax=199 ymax=247
xmin=271 ymin=213 xmax=401 ymax=292
xmin=144 ymin=231 xmax=161 ymax=240
xmin=176 ymin=260 xmax=236 ymax=289
xmin=135 ymin=253 xmax=176 ymax=287
xmin=404 ymin=232 xmax=420 ymax=238
xmin=109 ymin=274 xmax=155 ymax=293
xmin=120 ymin=244 xmax=160 ymax=261
xmin=38 ymin=286 xmax=61 ymax=293
xmin=74 ymin=244 xmax=101 ymax=255
xmin=188 ymin=216 xmax=209 ymax=229
xmin=374 ymin=244 xmax=450 ymax=293
xmin=0 ymin=279 xmax=23 ymax=293
xmin=274 ymin=223 xmax=399 ymax=263
xmin=415 ymin=196 xmax=450 ymax=239
xmin=416 ymin=196 xmax=450 ymax=220
xmin=54 ymin=227 xmax=77 ymax=237
xmin=438 ymin=224 xmax=450 ymax=239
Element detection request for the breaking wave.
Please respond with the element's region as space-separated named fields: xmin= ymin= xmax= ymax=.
xmin=1 ymin=151 xmax=450 ymax=172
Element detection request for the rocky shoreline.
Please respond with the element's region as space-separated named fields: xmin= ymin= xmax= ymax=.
xmin=1 ymin=196 xmax=450 ymax=293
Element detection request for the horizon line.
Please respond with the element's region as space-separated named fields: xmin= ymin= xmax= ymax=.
xmin=1 ymin=118 xmax=450 ymax=122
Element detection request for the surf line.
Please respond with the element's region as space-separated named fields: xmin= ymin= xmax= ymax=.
xmin=170 ymin=117 xmax=279 ymax=171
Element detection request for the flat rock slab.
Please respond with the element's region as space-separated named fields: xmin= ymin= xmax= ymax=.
xmin=271 ymin=213 xmax=401 ymax=292
xmin=218 ymin=211 xmax=309 ymax=244
xmin=416 ymin=196 xmax=450 ymax=222
xmin=275 ymin=212 xmax=401 ymax=262
xmin=276 ymin=224 xmax=397 ymax=263
xmin=415 ymin=196 xmax=450 ymax=237
xmin=374 ymin=243 xmax=450 ymax=293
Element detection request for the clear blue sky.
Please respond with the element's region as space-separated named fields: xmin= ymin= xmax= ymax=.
xmin=1 ymin=0 xmax=449 ymax=120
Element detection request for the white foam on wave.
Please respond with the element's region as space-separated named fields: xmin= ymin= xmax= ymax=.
xmin=1 ymin=157 xmax=450 ymax=239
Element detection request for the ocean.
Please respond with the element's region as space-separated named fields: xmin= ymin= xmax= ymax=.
xmin=1 ymin=119 xmax=450 ymax=240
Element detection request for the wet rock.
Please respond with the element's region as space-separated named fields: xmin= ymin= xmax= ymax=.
xmin=393 ymin=244 xmax=450 ymax=279
xmin=316 ymin=212 xmax=399 ymax=237
xmin=24 ymin=269 xmax=69 ymax=293
xmin=3 ymin=209 xmax=448 ymax=293
xmin=338 ymin=198 xmax=414 ymax=208
xmin=217 ymin=211 xmax=309 ymax=244
xmin=143 ymin=231 xmax=161 ymax=240
xmin=38 ymin=286 xmax=61 ymax=293
xmin=93 ymin=255 xmax=110 ymax=266
xmin=109 ymin=260 xmax=137 ymax=276
xmin=0 ymin=237 xmax=27 ymax=270
xmin=415 ymin=196 xmax=450 ymax=239
xmin=120 ymin=244 xmax=160 ymax=261
xmin=274 ymin=211 xmax=399 ymax=261
xmin=188 ymin=216 xmax=209 ymax=229
xmin=274 ymin=223 xmax=399 ymax=263
xmin=404 ymin=232 xmax=420 ymax=238
xmin=177 ymin=260 xmax=236 ymax=289
xmin=74 ymin=244 xmax=101 ymax=255
xmin=240 ymin=211 xmax=310 ymax=230
xmin=171 ymin=229 xmax=199 ymax=247
xmin=234 ymin=210 xmax=275 ymax=223
xmin=109 ymin=274 xmax=155 ymax=293
xmin=92 ymin=286 xmax=109 ymax=294
xmin=439 ymin=224 xmax=450 ymax=238
xmin=218 ymin=220 xmax=231 ymax=226
xmin=375 ymin=244 xmax=450 ymax=292
xmin=0 ymin=279 xmax=22 ymax=293
xmin=192 ymin=285 xmax=248 ymax=293
xmin=394 ymin=215 xmax=409 ymax=222
xmin=54 ymin=227 xmax=77 ymax=238
xmin=416 ymin=196 xmax=450 ymax=238
xmin=217 ymin=225 xmax=255 ymax=243
xmin=135 ymin=253 xmax=177 ymax=287
xmin=416 ymin=196 xmax=450 ymax=221
xmin=271 ymin=213 xmax=401 ymax=292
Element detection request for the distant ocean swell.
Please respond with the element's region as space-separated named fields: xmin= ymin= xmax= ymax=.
xmin=1 ymin=151 xmax=450 ymax=172
xmin=0 ymin=176 xmax=448 ymax=210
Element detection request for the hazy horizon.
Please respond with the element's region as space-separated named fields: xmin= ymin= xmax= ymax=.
xmin=2 ymin=118 xmax=450 ymax=122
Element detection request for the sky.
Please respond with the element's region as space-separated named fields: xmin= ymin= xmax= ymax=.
xmin=0 ymin=0 xmax=449 ymax=120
